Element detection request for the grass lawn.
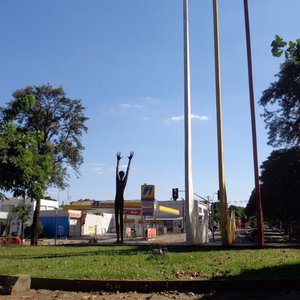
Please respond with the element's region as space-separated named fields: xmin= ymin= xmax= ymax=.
xmin=0 ymin=245 xmax=299 ymax=281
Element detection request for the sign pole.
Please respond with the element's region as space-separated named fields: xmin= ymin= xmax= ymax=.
xmin=141 ymin=184 xmax=155 ymax=239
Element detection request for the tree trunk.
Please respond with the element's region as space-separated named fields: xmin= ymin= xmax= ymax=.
xmin=30 ymin=199 xmax=40 ymax=246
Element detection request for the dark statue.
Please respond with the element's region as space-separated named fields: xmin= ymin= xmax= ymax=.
xmin=115 ymin=151 xmax=134 ymax=243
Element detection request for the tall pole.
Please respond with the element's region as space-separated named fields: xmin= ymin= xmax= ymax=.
xmin=183 ymin=0 xmax=195 ymax=245
xmin=243 ymin=0 xmax=264 ymax=247
xmin=212 ymin=0 xmax=230 ymax=246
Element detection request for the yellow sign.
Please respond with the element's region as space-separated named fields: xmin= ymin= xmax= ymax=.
xmin=141 ymin=184 xmax=155 ymax=200
xmin=158 ymin=205 xmax=180 ymax=215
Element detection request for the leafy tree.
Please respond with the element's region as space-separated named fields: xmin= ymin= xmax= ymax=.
xmin=0 ymin=85 xmax=88 ymax=245
xmin=261 ymin=148 xmax=300 ymax=236
xmin=0 ymin=121 xmax=52 ymax=244
xmin=246 ymin=148 xmax=300 ymax=236
xmin=12 ymin=202 xmax=31 ymax=245
xmin=0 ymin=122 xmax=52 ymax=199
xmin=259 ymin=35 xmax=300 ymax=148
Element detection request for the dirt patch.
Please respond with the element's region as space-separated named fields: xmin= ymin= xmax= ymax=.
xmin=0 ymin=289 xmax=209 ymax=299
xmin=1 ymin=289 xmax=300 ymax=300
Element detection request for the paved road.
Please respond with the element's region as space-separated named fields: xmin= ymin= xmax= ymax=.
xmin=36 ymin=230 xmax=292 ymax=247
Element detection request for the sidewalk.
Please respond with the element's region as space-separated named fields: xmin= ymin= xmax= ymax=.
xmin=35 ymin=232 xmax=299 ymax=247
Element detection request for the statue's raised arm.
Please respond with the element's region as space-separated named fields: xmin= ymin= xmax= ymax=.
xmin=124 ymin=151 xmax=134 ymax=183
xmin=116 ymin=151 xmax=122 ymax=176
xmin=128 ymin=151 xmax=134 ymax=160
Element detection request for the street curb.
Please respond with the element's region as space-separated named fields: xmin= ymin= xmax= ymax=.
xmin=0 ymin=275 xmax=31 ymax=295
xmin=2 ymin=276 xmax=300 ymax=294
xmin=25 ymin=277 xmax=300 ymax=293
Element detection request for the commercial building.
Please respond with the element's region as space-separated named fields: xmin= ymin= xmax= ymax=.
xmin=0 ymin=197 xmax=59 ymax=236
xmin=39 ymin=210 xmax=114 ymax=238
xmin=62 ymin=199 xmax=209 ymax=238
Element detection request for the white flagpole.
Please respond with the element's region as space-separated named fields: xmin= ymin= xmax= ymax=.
xmin=183 ymin=0 xmax=195 ymax=245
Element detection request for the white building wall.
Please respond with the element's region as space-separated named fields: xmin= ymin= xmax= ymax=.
xmin=1 ymin=197 xmax=59 ymax=212
xmin=81 ymin=213 xmax=113 ymax=236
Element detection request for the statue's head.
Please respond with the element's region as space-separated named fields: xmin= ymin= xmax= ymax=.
xmin=119 ymin=171 xmax=125 ymax=179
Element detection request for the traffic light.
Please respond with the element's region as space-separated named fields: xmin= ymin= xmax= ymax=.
xmin=217 ymin=190 xmax=220 ymax=200
xmin=172 ymin=188 xmax=179 ymax=200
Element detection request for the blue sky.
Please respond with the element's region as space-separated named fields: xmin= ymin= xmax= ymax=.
xmin=0 ymin=1 xmax=299 ymax=206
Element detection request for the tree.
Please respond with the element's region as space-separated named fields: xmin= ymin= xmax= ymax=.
xmin=0 ymin=122 xmax=52 ymax=200
xmin=259 ymin=35 xmax=300 ymax=148
xmin=12 ymin=202 xmax=31 ymax=245
xmin=0 ymin=121 xmax=53 ymax=243
xmin=246 ymin=148 xmax=300 ymax=236
xmin=0 ymin=85 xmax=88 ymax=245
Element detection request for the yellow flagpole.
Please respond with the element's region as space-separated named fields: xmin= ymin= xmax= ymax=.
xmin=212 ymin=0 xmax=232 ymax=246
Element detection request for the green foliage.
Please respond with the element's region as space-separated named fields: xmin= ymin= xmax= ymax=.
xmin=260 ymin=36 xmax=300 ymax=148
xmin=12 ymin=203 xmax=31 ymax=225
xmin=1 ymin=84 xmax=88 ymax=188
xmin=261 ymin=148 xmax=300 ymax=221
xmin=271 ymin=34 xmax=300 ymax=64
xmin=246 ymin=148 xmax=300 ymax=225
xmin=228 ymin=205 xmax=246 ymax=222
xmin=271 ymin=35 xmax=287 ymax=58
xmin=12 ymin=202 xmax=31 ymax=242
xmin=0 ymin=122 xmax=52 ymax=200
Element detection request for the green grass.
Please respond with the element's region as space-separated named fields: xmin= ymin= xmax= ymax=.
xmin=0 ymin=245 xmax=299 ymax=280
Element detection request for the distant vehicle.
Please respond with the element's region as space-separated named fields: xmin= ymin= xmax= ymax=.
xmin=0 ymin=236 xmax=22 ymax=246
